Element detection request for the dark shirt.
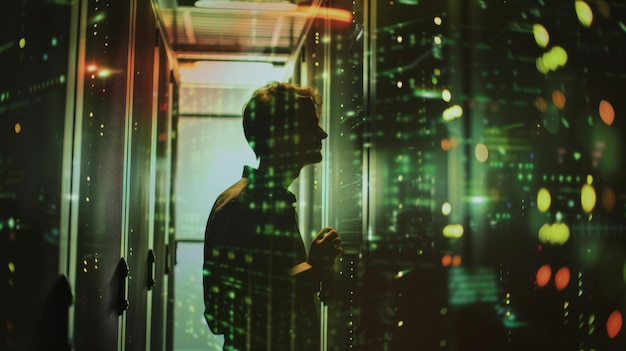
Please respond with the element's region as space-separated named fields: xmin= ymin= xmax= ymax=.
xmin=203 ymin=166 xmax=320 ymax=351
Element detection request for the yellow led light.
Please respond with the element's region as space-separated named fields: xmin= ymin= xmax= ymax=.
xmin=581 ymin=184 xmax=596 ymax=213
xmin=533 ymin=24 xmax=549 ymax=48
xmin=537 ymin=188 xmax=551 ymax=213
xmin=575 ymin=1 xmax=593 ymax=27
xmin=443 ymin=224 xmax=464 ymax=238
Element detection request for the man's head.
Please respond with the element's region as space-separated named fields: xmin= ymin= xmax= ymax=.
xmin=243 ymin=82 xmax=327 ymax=166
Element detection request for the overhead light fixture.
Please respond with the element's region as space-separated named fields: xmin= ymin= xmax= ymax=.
xmin=194 ymin=0 xmax=297 ymax=11
xmin=179 ymin=61 xmax=288 ymax=86
xmin=195 ymin=1 xmax=353 ymax=22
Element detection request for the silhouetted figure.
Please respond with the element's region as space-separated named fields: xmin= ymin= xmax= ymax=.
xmin=203 ymin=82 xmax=343 ymax=351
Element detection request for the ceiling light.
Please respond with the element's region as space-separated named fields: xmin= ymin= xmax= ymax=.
xmin=194 ymin=0 xmax=297 ymax=11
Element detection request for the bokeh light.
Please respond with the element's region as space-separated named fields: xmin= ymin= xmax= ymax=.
xmin=538 ymin=222 xmax=570 ymax=245
xmin=597 ymin=0 xmax=611 ymax=18
xmin=550 ymin=46 xmax=568 ymax=67
xmin=443 ymin=224 xmax=464 ymax=238
xmin=441 ymin=254 xmax=452 ymax=267
xmin=537 ymin=46 xmax=568 ymax=74
xmin=536 ymin=57 xmax=548 ymax=74
xmin=533 ymin=23 xmax=549 ymax=48
xmin=554 ymin=267 xmax=570 ymax=291
xmin=441 ymin=202 xmax=452 ymax=216
xmin=442 ymin=105 xmax=463 ymax=121
xmin=601 ymin=186 xmax=616 ymax=212
xmin=475 ymin=143 xmax=489 ymax=163
xmin=599 ymin=100 xmax=615 ymax=126
xmin=449 ymin=137 xmax=460 ymax=149
xmin=441 ymin=138 xmax=451 ymax=151
xmin=536 ymin=264 xmax=552 ymax=287
xmin=581 ymin=183 xmax=596 ymax=213
xmin=537 ymin=188 xmax=551 ymax=213
xmin=552 ymin=90 xmax=566 ymax=109
xmin=14 ymin=123 xmax=22 ymax=134
xmin=441 ymin=89 xmax=452 ymax=102
xmin=534 ymin=96 xmax=548 ymax=112
xmin=606 ymin=310 xmax=622 ymax=339
xmin=575 ymin=1 xmax=594 ymax=27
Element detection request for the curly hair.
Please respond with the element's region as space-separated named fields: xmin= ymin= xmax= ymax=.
xmin=242 ymin=81 xmax=321 ymax=159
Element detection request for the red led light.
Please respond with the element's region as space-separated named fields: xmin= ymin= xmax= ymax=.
xmin=607 ymin=310 xmax=622 ymax=339
xmin=554 ymin=267 xmax=570 ymax=291
xmin=536 ymin=264 xmax=551 ymax=287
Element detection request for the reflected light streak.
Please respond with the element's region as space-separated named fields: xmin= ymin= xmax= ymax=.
xmin=412 ymin=87 xmax=441 ymax=99
xmin=470 ymin=196 xmax=486 ymax=204
xmin=300 ymin=6 xmax=353 ymax=23
xmin=97 ymin=69 xmax=112 ymax=78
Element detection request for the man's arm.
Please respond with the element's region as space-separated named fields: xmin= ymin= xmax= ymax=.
xmin=286 ymin=226 xmax=343 ymax=284
xmin=203 ymin=200 xmax=249 ymax=335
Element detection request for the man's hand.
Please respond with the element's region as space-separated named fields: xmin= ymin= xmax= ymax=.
xmin=307 ymin=227 xmax=343 ymax=281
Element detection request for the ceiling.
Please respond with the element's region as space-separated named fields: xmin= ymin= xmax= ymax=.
xmin=155 ymin=0 xmax=322 ymax=115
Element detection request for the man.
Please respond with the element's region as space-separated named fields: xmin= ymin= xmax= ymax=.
xmin=203 ymin=82 xmax=343 ymax=351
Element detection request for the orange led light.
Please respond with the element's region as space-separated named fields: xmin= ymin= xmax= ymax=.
xmin=536 ymin=264 xmax=551 ymax=287
xmin=554 ymin=267 xmax=570 ymax=291
xmin=607 ymin=310 xmax=622 ymax=339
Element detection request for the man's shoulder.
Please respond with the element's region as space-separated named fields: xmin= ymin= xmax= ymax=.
xmin=213 ymin=178 xmax=252 ymax=212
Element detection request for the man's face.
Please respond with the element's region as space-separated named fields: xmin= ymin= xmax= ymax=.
xmin=293 ymin=98 xmax=328 ymax=165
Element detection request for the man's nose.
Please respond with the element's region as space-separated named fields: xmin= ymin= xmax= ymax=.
xmin=319 ymin=127 xmax=328 ymax=139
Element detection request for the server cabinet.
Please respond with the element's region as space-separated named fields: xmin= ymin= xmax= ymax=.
xmin=72 ymin=0 xmax=133 ymax=348
xmin=366 ymin=2 xmax=626 ymax=350
xmin=304 ymin=2 xmax=366 ymax=350
xmin=314 ymin=1 xmax=626 ymax=350
xmin=152 ymin=26 xmax=178 ymax=351
xmin=73 ymin=0 xmax=175 ymax=349
xmin=123 ymin=0 xmax=160 ymax=348
xmin=0 ymin=0 xmax=175 ymax=350
xmin=0 ymin=2 xmax=76 ymax=350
